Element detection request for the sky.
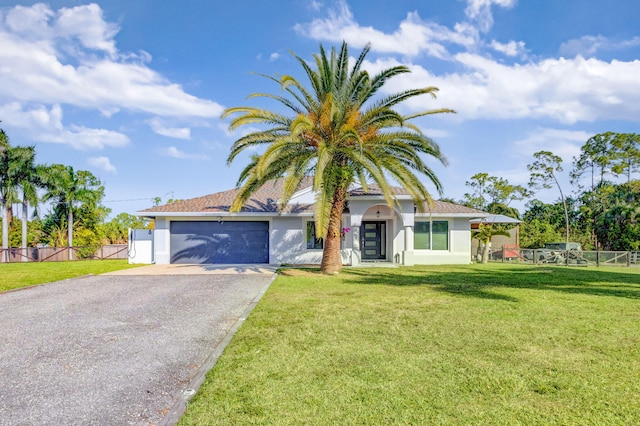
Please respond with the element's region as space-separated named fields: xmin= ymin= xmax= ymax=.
xmin=1 ymin=0 xmax=639 ymax=218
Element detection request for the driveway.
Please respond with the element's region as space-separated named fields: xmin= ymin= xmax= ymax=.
xmin=0 ymin=266 xmax=276 ymax=425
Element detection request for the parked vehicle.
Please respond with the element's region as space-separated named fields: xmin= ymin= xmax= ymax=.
xmin=522 ymin=242 xmax=587 ymax=265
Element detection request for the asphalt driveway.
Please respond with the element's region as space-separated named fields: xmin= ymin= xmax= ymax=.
xmin=0 ymin=266 xmax=276 ymax=425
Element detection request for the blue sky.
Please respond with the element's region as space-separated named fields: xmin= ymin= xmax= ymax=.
xmin=1 ymin=0 xmax=639 ymax=217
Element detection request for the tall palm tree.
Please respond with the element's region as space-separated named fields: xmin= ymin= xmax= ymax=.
xmin=41 ymin=165 xmax=104 ymax=260
xmin=13 ymin=147 xmax=40 ymax=261
xmin=223 ymin=42 xmax=453 ymax=274
xmin=0 ymin=129 xmax=10 ymax=262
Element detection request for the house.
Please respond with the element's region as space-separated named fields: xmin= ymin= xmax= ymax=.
xmin=134 ymin=178 xmax=489 ymax=266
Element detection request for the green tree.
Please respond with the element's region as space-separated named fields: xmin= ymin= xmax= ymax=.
xmin=223 ymin=42 xmax=452 ymax=273
xmin=611 ymin=133 xmax=640 ymax=182
xmin=0 ymin=131 xmax=36 ymax=261
xmin=463 ymin=173 xmax=529 ymax=212
xmin=592 ymin=180 xmax=640 ymax=250
xmin=102 ymin=212 xmax=149 ymax=244
xmin=41 ymin=165 xmax=104 ymax=260
xmin=472 ymin=224 xmax=511 ymax=263
xmin=0 ymin=129 xmax=9 ymax=262
xmin=11 ymin=146 xmax=40 ymax=261
xmin=528 ymin=151 xmax=570 ymax=245
xmin=519 ymin=219 xmax=563 ymax=249
xmin=570 ymin=132 xmax=616 ymax=190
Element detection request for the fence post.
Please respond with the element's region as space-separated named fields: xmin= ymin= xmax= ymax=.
xmin=596 ymin=250 xmax=600 ymax=267
xmin=628 ymin=251 xmax=631 ymax=267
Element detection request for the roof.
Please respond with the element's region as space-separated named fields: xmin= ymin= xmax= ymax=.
xmin=469 ymin=214 xmax=522 ymax=224
xmin=138 ymin=178 xmax=488 ymax=217
xmin=139 ymin=177 xmax=315 ymax=215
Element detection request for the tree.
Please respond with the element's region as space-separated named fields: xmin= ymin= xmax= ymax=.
xmin=102 ymin=213 xmax=149 ymax=244
xmin=592 ymin=180 xmax=640 ymax=250
xmin=472 ymin=223 xmax=511 ymax=263
xmin=570 ymin=132 xmax=616 ymax=190
xmin=223 ymin=42 xmax=453 ymax=274
xmin=463 ymin=173 xmax=529 ymax=212
xmin=611 ymin=133 xmax=640 ymax=182
xmin=10 ymin=146 xmax=39 ymax=261
xmin=0 ymin=129 xmax=9 ymax=262
xmin=528 ymin=151 xmax=570 ymax=245
xmin=41 ymin=165 xmax=104 ymax=260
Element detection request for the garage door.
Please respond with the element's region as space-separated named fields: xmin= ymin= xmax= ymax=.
xmin=170 ymin=221 xmax=269 ymax=264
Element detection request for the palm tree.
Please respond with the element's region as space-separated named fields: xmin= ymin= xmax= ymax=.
xmin=12 ymin=147 xmax=40 ymax=261
xmin=223 ymin=42 xmax=453 ymax=273
xmin=0 ymin=129 xmax=10 ymax=262
xmin=41 ymin=165 xmax=104 ymax=260
xmin=472 ymin=223 xmax=511 ymax=264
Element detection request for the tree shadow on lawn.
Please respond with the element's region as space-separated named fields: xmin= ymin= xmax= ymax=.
xmin=342 ymin=266 xmax=640 ymax=302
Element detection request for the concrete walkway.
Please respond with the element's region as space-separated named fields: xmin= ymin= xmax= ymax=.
xmin=0 ymin=268 xmax=275 ymax=425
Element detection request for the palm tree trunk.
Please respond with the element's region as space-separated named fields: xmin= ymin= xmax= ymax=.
xmin=21 ymin=199 xmax=28 ymax=262
xmin=1 ymin=203 xmax=8 ymax=263
xmin=320 ymin=188 xmax=347 ymax=274
xmin=481 ymin=238 xmax=491 ymax=264
xmin=68 ymin=207 xmax=73 ymax=261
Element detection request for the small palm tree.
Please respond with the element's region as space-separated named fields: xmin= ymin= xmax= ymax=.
xmin=223 ymin=42 xmax=453 ymax=273
xmin=472 ymin=224 xmax=512 ymax=264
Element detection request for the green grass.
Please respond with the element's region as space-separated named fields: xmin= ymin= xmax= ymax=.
xmin=180 ymin=264 xmax=640 ymax=425
xmin=0 ymin=260 xmax=142 ymax=292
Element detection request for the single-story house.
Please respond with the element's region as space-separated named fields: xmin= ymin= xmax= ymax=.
xmin=134 ymin=177 xmax=489 ymax=266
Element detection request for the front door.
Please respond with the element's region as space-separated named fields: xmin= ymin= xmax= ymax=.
xmin=361 ymin=221 xmax=386 ymax=260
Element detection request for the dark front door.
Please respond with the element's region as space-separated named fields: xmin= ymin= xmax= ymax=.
xmin=361 ymin=221 xmax=386 ymax=260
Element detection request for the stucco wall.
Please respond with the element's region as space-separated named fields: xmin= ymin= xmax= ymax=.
xmin=408 ymin=218 xmax=473 ymax=265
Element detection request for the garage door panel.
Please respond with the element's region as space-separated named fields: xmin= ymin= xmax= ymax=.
xmin=170 ymin=221 xmax=269 ymax=264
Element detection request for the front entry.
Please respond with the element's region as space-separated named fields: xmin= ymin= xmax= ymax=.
xmin=361 ymin=221 xmax=386 ymax=260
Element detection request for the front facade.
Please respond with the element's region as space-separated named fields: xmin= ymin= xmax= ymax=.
xmin=135 ymin=178 xmax=488 ymax=266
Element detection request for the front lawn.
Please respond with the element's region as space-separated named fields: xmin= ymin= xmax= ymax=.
xmin=180 ymin=264 xmax=640 ymax=425
xmin=0 ymin=260 xmax=142 ymax=292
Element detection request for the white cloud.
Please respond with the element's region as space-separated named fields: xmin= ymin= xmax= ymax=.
xmin=0 ymin=3 xmax=224 ymax=119
xmin=0 ymin=102 xmax=129 ymax=150
xmin=489 ymin=39 xmax=527 ymax=57
xmin=464 ymin=0 xmax=516 ymax=33
xmin=294 ymin=1 xmax=477 ymax=58
xmin=309 ymin=1 xmax=323 ymax=12
xmin=560 ymin=35 xmax=640 ymax=57
xmin=363 ymin=54 xmax=640 ymax=124
xmin=269 ymin=52 xmax=280 ymax=61
xmin=88 ymin=156 xmax=117 ymax=174
xmin=147 ymin=117 xmax=191 ymax=139
xmin=158 ymin=146 xmax=209 ymax=160
xmin=512 ymin=128 xmax=590 ymax=162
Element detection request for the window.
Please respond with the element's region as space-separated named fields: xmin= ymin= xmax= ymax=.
xmin=414 ymin=221 xmax=449 ymax=250
xmin=306 ymin=221 xmax=323 ymax=249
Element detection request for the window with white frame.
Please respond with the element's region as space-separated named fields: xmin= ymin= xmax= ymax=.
xmin=414 ymin=221 xmax=449 ymax=250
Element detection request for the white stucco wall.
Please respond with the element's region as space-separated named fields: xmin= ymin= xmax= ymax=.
xmin=153 ymin=218 xmax=170 ymax=264
xmin=128 ymin=228 xmax=154 ymax=264
xmin=270 ymin=216 xmax=349 ymax=265
xmin=408 ymin=217 xmax=473 ymax=265
xmin=147 ymin=210 xmax=476 ymax=266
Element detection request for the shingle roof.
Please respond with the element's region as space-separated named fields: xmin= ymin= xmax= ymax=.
xmin=140 ymin=177 xmax=315 ymax=214
xmin=139 ymin=178 xmax=487 ymax=216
